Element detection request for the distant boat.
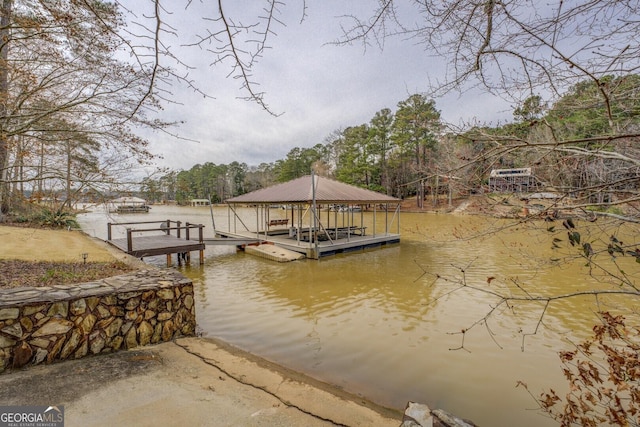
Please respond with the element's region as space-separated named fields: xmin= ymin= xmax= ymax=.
xmin=109 ymin=196 xmax=150 ymax=213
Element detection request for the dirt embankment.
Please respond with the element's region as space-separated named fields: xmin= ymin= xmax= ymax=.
xmin=0 ymin=225 xmax=137 ymax=289
xmin=400 ymin=194 xmax=530 ymax=217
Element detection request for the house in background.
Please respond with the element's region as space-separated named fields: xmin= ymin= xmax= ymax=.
xmin=488 ymin=168 xmax=542 ymax=193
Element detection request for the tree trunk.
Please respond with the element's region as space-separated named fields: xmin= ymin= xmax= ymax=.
xmin=0 ymin=0 xmax=12 ymax=214
xmin=65 ymin=141 xmax=72 ymax=210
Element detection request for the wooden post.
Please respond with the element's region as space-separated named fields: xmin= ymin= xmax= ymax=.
xmin=185 ymin=222 xmax=190 ymax=241
xmin=166 ymin=253 xmax=171 ymax=266
xmin=126 ymin=228 xmax=132 ymax=253
xmin=177 ymin=221 xmax=181 ymax=239
xmin=165 ymin=219 xmax=171 ymax=235
xmin=186 ymin=252 xmax=191 ymax=266
xmin=107 ymin=223 xmax=112 ymax=241
xmin=199 ymin=224 xmax=204 ymax=265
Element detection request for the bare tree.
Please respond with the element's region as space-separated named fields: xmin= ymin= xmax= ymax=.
xmin=333 ymin=1 xmax=640 ymax=206
xmin=0 ymin=0 xmax=180 ymax=215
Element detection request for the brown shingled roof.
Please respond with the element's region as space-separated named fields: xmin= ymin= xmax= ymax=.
xmin=226 ymin=175 xmax=400 ymax=204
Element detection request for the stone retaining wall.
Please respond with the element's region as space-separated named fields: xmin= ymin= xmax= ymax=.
xmin=0 ymin=269 xmax=196 ymax=373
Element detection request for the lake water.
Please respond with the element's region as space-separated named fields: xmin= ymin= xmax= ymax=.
xmin=77 ymin=204 xmax=639 ymax=426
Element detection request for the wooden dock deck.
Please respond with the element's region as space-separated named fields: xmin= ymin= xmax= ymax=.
xmin=106 ymin=220 xmax=206 ymax=265
xmin=215 ymin=229 xmax=400 ymax=259
xmin=108 ymin=235 xmax=205 ymax=259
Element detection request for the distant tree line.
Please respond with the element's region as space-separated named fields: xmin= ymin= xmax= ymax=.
xmin=143 ymin=76 xmax=640 ymax=208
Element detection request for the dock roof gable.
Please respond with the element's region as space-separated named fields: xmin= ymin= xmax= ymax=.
xmin=226 ymin=175 xmax=400 ymax=204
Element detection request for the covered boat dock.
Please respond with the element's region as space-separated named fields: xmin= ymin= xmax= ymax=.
xmin=219 ymin=174 xmax=401 ymax=259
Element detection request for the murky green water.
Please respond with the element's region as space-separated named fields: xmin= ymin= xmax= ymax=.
xmin=78 ymin=204 xmax=639 ymax=426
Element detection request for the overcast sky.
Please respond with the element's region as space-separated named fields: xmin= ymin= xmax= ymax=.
xmin=134 ymin=1 xmax=514 ymax=172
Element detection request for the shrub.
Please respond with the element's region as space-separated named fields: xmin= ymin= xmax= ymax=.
xmin=522 ymin=312 xmax=640 ymax=426
xmin=36 ymin=208 xmax=79 ymax=229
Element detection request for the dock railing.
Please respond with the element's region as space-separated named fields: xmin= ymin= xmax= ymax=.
xmin=107 ymin=220 xmax=205 ymax=254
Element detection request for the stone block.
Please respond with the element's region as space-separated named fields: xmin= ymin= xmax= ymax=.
xmin=0 ymin=308 xmax=19 ymax=321
xmin=29 ymin=338 xmax=50 ymax=349
xmin=105 ymin=318 xmax=123 ymax=338
xmin=74 ymin=340 xmax=88 ymax=359
xmin=90 ymin=337 xmax=105 ymax=354
xmin=47 ymin=301 xmax=69 ymax=318
xmin=109 ymin=336 xmax=123 ymax=351
xmin=79 ymin=314 xmax=97 ymax=335
xmin=402 ymin=402 xmax=433 ymax=427
xmin=60 ymin=330 xmax=82 ymax=359
xmin=124 ymin=297 xmax=141 ymax=311
xmin=12 ymin=342 xmax=33 ymax=369
xmin=109 ymin=306 xmax=125 ymax=317
xmin=47 ymin=338 xmax=65 ymax=362
xmin=138 ymin=321 xmax=153 ymax=346
xmin=0 ymin=334 xmax=16 ymax=349
xmin=96 ymin=305 xmax=111 ymax=319
xmin=157 ymin=288 xmax=174 ymax=300
xmin=157 ymin=312 xmax=173 ymax=321
xmin=161 ymin=320 xmax=175 ymax=341
xmin=1 ymin=323 xmax=23 ymax=339
xmin=183 ymin=294 xmax=194 ymax=310
xmin=20 ymin=316 xmax=33 ymax=333
xmin=95 ymin=317 xmax=114 ymax=331
xmin=70 ymin=299 xmax=87 ymax=315
xmin=147 ymin=299 xmax=159 ymax=310
xmin=33 ymin=348 xmax=48 ymax=364
xmin=125 ymin=325 xmax=137 ymax=349
xmin=32 ymin=318 xmax=74 ymax=337
xmin=22 ymin=304 xmax=46 ymax=316
xmin=118 ymin=291 xmax=142 ymax=300
xmin=86 ymin=296 xmax=100 ymax=311
xmin=102 ymin=295 xmax=117 ymax=306
xmin=151 ymin=323 xmax=162 ymax=344
xmin=141 ymin=290 xmax=155 ymax=301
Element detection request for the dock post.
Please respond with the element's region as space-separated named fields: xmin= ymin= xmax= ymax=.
xmin=126 ymin=228 xmax=132 ymax=253
xmin=177 ymin=221 xmax=181 ymax=239
xmin=107 ymin=223 xmax=112 ymax=241
xmin=199 ymin=225 xmax=204 ymax=265
xmin=166 ymin=253 xmax=172 ymax=266
xmin=185 ymin=222 xmax=190 ymax=241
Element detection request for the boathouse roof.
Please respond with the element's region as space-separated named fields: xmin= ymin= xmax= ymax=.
xmin=226 ymin=175 xmax=400 ymax=204
xmin=111 ymin=196 xmax=146 ymax=204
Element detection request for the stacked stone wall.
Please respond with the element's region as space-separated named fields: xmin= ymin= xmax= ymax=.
xmin=0 ymin=269 xmax=195 ymax=372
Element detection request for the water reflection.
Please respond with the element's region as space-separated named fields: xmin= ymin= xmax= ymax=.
xmin=77 ymin=205 xmax=639 ymax=427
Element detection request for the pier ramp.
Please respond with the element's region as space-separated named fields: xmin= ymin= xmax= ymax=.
xmin=245 ymin=244 xmax=305 ymax=262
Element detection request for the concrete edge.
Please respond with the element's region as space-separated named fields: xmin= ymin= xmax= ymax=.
xmin=175 ymin=336 xmax=403 ymax=424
